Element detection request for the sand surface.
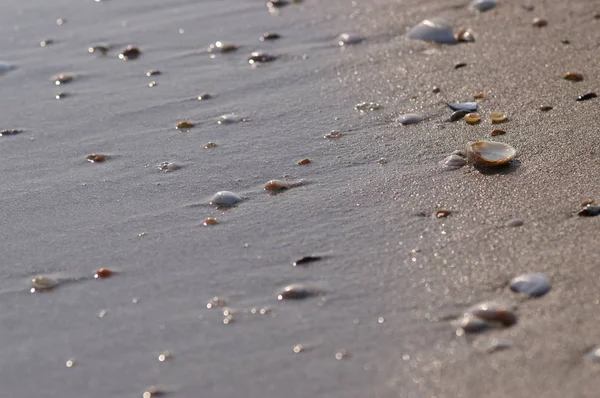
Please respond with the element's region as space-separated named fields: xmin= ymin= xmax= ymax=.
xmin=2 ymin=0 xmax=600 ymax=397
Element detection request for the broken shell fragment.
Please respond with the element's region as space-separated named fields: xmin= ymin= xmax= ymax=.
xmin=86 ymin=154 xmax=106 ymax=163
xmin=453 ymin=314 xmax=489 ymax=334
xmin=491 ymin=129 xmax=506 ymax=136
xmin=469 ymin=0 xmax=496 ymax=12
xmin=408 ymin=18 xmax=457 ymax=44
xmin=540 ymin=105 xmax=553 ymax=111
xmin=157 ymin=162 xmax=181 ymax=172
xmin=490 ymin=111 xmax=507 ymax=123
xmin=338 ymin=33 xmax=365 ymax=46
xmin=0 ymin=129 xmax=24 ymax=136
xmin=203 ymin=218 xmax=219 ymax=226
xmin=210 ymin=191 xmax=242 ymax=207
xmin=94 ymin=268 xmax=114 ymax=279
xmin=198 ymin=93 xmax=213 ymax=101
xmin=465 ymin=141 xmax=516 ymax=167
xmin=217 ymin=114 xmax=248 ymax=124
xmin=434 ymin=209 xmax=451 ymax=218
xmin=396 ymin=113 xmax=422 ymax=126
xmin=355 ymin=102 xmax=383 ymax=112
xmin=297 ymin=158 xmax=311 ymax=165
xmin=509 ymin=273 xmax=551 ymax=297
xmin=260 ymin=32 xmax=281 ymax=41
xmin=464 ymin=112 xmax=481 ymax=124
xmin=564 ymin=72 xmax=583 ymax=82
xmin=54 ymin=73 xmax=73 ymax=85
xmin=440 ymin=154 xmax=467 ymax=169
xmin=293 ymin=256 xmax=322 ymax=266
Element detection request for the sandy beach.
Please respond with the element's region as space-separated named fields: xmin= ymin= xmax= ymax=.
xmin=2 ymin=0 xmax=600 ymax=397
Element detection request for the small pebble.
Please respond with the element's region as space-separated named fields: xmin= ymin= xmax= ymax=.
xmin=577 ymin=93 xmax=597 ymax=102
xmin=98 ymin=309 xmax=108 ymax=318
xmin=148 ymin=81 xmax=157 ymax=87
xmin=206 ymin=296 xmax=227 ymax=309
xmin=293 ymin=344 xmax=304 ymax=353
xmin=579 ymin=205 xmax=600 ymax=217
xmin=447 ymin=102 xmax=477 ymax=112
xmin=338 ymin=33 xmax=365 ymax=46
xmin=490 ymin=111 xmax=507 ymax=123
xmin=118 ymin=45 xmax=141 ymax=60
xmin=260 ymin=32 xmax=281 ymax=41
xmin=434 ymin=209 xmax=451 ymax=218
xmin=324 ymin=130 xmax=343 ymax=139
xmin=335 ymin=350 xmax=349 ymax=360
xmin=277 ymin=284 xmax=318 ymax=300
xmin=86 ymin=154 xmax=106 ymax=163
xmin=203 ymin=218 xmax=219 ymax=226
xmin=264 ymin=179 xmax=302 ymax=191
xmin=207 ymin=41 xmax=239 ymax=54
xmin=158 ymin=351 xmax=172 ymax=362
xmin=397 ymin=113 xmax=422 ymax=126
xmin=217 ymin=114 xmax=247 ymax=124
xmin=54 ymin=73 xmax=73 ymax=85
xmin=561 ymin=39 xmax=570 ymax=45
xmin=204 ymin=142 xmax=218 ymax=148
xmin=30 ymin=275 xmax=59 ymax=292
xmin=587 ymin=347 xmax=600 ymax=363
xmin=94 ymin=268 xmax=114 ymax=279
xmin=473 ymin=93 xmax=485 ymax=99
xmin=88 ymin=45 xmax=108 ymax=55
xmin=56 ymin=18 xmax=66 ymax=26
xmin=248 ymin=52 xmax=277 ymax=64
xmin=157 ymin=162 xmax=181 ymax=172
xmin=55 ymin=92 xmax=68 ymax=100
xmin=485 ymin=338 xmax=514 ymax=353
xmin=198 ymin=93 xmax=213 ymax=101
xmin=505 ymin=218 xmax=524 ymax=227
xmin=267 ymin=0 xmax=290 ymax=9
xmin=454 ymin=62 xmax=467 ymax=69
xmin=176 ymin=121 xmax=195 ymax=129
xmin=432 ymin=86 xmax=441 ymax=93
xmin=464 ymin=113 xmax=481 ymax=124
xmin=467 ymin=301 xmax=517 ymax=327
xmin=509 ymin=273 xmax=551 ymax=297
xmin=210 ymin=191 xmax=242 ymax=207
xmin=564 ymin=72 xmax=583 ymax=82
xmin=40 ymin=39 xmax=54 ymax=47
xmin=539 ymin=105 xmax=553 ymax=112
xmin=456 ymin=28 xmax=475 ymax=42
xmin=143 ymin=386 xmax=167 ymax=398
xmin=297 ymin=158 xmax=311 ymax=165
xmin=293 ymin=256 xmax=322 ymax=266
xmin=65 ymin=359 xmax=75 ymax=367
xmin=469 ymin=0 xmax=496 ymax=12
xmin=355 ymin=102 xmax=383 ymax=112
xmin=532 ymin=17 xmax=548 ymax=27
xmin=453 ymin=314 xmax=489 ymax=334
xmin=0 ymin=129 xmax=23 ymax=136
xmin=146 ymin=70 xmax=161 ymax=76
xmin=491 ymin=129 xmax=506 ymax=136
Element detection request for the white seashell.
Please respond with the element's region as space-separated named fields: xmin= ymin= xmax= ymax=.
xmin=408 ymin=18 xmax=457 ymax=44
xmin=338 ymin=33 xmax=365 ymax=46
xmin=30 ymin=275 xmax=59 ymax=291
xmin=210 ymin=191 xmax=242 ymax=206
xmin=217 ymin=114 xmax=247 ymax=125
xmin=440 ymin=154 xmax=467 ymax=169
xmin=465 ymin=141 xmax=516 ymax=167
xmin=396 ymin=113 xmax=422 ymax=126
xmin=469 ymin=0 xmax=497 ymax=12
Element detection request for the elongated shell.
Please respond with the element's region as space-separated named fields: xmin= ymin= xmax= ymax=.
xmin=465 ymin=141 xmax=516 ymax=167
xmin=408 ymin=18 xmax=457 ymax=44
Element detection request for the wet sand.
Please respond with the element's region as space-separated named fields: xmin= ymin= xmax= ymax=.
xmin=2 ymin=0 xmax=600 ymax=397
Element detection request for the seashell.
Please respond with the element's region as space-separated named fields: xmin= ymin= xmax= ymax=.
xmin=577 ymin=92 xmax=597 ymax=102
xmin=210 ymin=191 xmax=242 ymax=207
xmin=94 ymin=268 xmax=114 ymax=279
xmin=355 ymin=102 xmax=383 ymax=112
xmin=86 ymin=154 xmax=106 ymax=163
xmin=118 ymin=45 xmax=140 ymax=60
xmin=453 ymin=314 xmax=488 ymax=334
xmin=396 ymin=113 xmax=422 ymax=126
xmin=564 ymin=72 xmax=583 ymax=82
xmin=203 ymin=218 xmax=219 ymax=226
xmin=198 ymin=93 xmax=213 ymax=101
xmin=465 ymin=141 xmax=516 ymax=167
xmin=40 ymin=39 xmax=54 ymax=47
xmin=31 ymin=275 xmax=59 ymax=291
xmin=456 ymin=28 xmax=475 ymax=42
xmin=539 ymin=105 xmax=553 ymax=112
xmin=176 ymin=121 xmax=195 ymax=129
xmin=217 ymin=114 xmax=248 ymax=124
xmin=509 ymin=273 xmax=551 ymax=297
xmin=297 ymin=158 xmax=311 ymax=165
xmin=532 ymin=17 xmax=548 ymax=27
xmin=324 ymin=130 xmax=343 ymax=139
xmin=469 ymin=0 xmax=496 ymax=12
xmin=504 ymin=218 xmax=523 ymax=227
xmin=146 ymin=70 xmax=161 ymax=77
xmin=293 ymin=256 xmax=322 ymax=266
xmin=204 ymin=142 xmax=218 ymax=148
xmin=157 ymin=162 xmax=181 ymax=172
xmin=447 ymin=102 xmax=477 ymax=112
xmin=0 ymin=129 xmax=23 ymax=136
xmin=579 ymin=205 xmax=600 ymax=217
xmin=260 ymin=32 xmax=281 ymax=41
xmin=207 ymin=41 xmax=238 ymax=53
xmin=143 ymin=386 xmax=167 ymax=398
xmin=248 ymin=52 xmax=276 ymax=64
xmin=338 ymin=33 xmax=365 ymax=46
xmin=54 ymin=73 xmax=73 ymax=85
xmin=464 ymin=112 xmax=481 ymax=124
xmin=454 ymin=62 xmax=467 ymax=69
xmin=408 ymin=18 xmax=457 ymax=44
xmin=277 ymin=284 xmax=319 ymax=300
xmin=264 ymin=179 xmax=303 ymax=191
xmin=490 ymin=111 xmax=507 ymax=123
xmin=467 ymin=301 xmax=517 ymax=327
xmin=491 ymin=129 xmax=506 ymax=136
xmin=434 ymin=209 xmax=451 ymax=218
xmin=148 ymin=81 xmax=157 ymax=87
xmin=88 ymin=45 xmax=109 ymax=55
xmin=448 ymin=110 xmax=469 ymax=122
xmin=440 ymin=154 xmax=467 ymax=169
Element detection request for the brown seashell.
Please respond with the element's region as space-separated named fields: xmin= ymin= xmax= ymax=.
xmin=118 ymin=45 xmax=141 ymax=60
xmin=86 ymin=154 xmax=106 ymax=163
xmin=297 ymin=158 xmax=311 ymax=165
xmin=176 ymin=121 xmax=195 ymax=129
xmin=434 ymin=209 xmax=451 ymax=218
xmin=564 ymin=72 xmax=583 ymax=82
xmin=203 ymin=218 xmax=219 ymax=226
xmin=532 ymin=17 xmax=548 ymax=27
xmin=94 ymin=268 xmax=113 ymax=279
xmin=491 ymin=129 xmax=506 ymax=136
xmin=464 ymin=112 xmax=481 ymax=124
xmin=465 ymin=141 xmax=516 ymax=167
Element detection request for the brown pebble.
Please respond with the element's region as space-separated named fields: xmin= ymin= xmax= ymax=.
xmin=297 ymin=158 xmax=311 ymax=165
xmin=86 ymin=154 xmax=106 ymax=163
xmin=94 ymin=268 xmax=113 ymax=279
xmin=176 ymin=121 xmax=195 ymax=129
xmin=198 ymin=93 xmax=213 ymax=101
xmin=539 ymin=105 xmax=553 ymax=112
xmin=432 ymin=86 xmax=441 ymax=93
xmin=532 ymin=17 xmax=548 ymax=27
xmin=146 ymin=70 xmax=161 ymax=77
xmin=203 ymin=218 xmax=219 ymax=226
xmin=204 ymin=142 xmax=218 ymax=148
xmin=434 ymin=209 xmax=451 ymax=218
xmin=491 ymin=129 xmax=506 ymax=136
xmin=54 ymin=73 xmax=73 ymax=85
xmin=564 ymin=72 xmax=583 ymax=82
xmin=264 ymin=179 xmax=291 ymax=191
xmin=473 ymin=93 xmax=485 ymax=99
xmin=118 ymin=45 xmax=141 ymax=60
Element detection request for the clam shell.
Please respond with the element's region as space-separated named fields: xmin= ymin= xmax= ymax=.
xmin=396 ymin=113 xmax=422 ymax=126
xmin=210 ymin=191 xmax=242 ymax=206
xmin=466 ymin=301 xmax=517 ymax=327
xmin=465 ymin=141 xmax=516 ymax=167
xmin=408 ymin=18 xmax=457 ymax=44
xmin=509 ymin=273 xmax=551 ymax=297
xmin=469 ymin=0 xmax=496 ymax=12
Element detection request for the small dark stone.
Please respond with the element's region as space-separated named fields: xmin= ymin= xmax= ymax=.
xmin=448 ymin=110 xmax=469 ymax=122
xmin=55 ymin=92 xmax=68 ymax=100
xmin=579 ymin=205 xmax=600 ymax=217
xmin=260 ymin=32 xmax=281 ymax=41
xmin=561 ymin=39 xmax=570 ymax=45
xmin=576 ymin=92 xmax=597 ymax=102
xmin=293 ymin=256 xmax=322 ymax=266
xmin=146 ymin=70 xmax=161 ymax=76
xmin=432 ymin=86 xmax=441 ymax=93
xmin=505 ymin=218 xmax=524 ymax=227
xmin=267 ymin=0 xmax=290 ymax=8
xmin=539 ymin=105 xmax=553 ymax=112
xmin=119 ymin=45 xmax=141 ymax=60
xmin=454 ymin=63 xmax=467 ymax=69
xmin=277 ymin=284 xmax=318 ymax=300
xmin=40 ymin=39 xmax=54 ymax=47
xmin=89 ymin=45 xmax=109 ymax=55
xmin=0 ymin=129 xmax=23 ymax=136
xmin=248 ymin=52 xmax=277 ymax=64
xmin=510 ymin=273 xmax=551 ymax=297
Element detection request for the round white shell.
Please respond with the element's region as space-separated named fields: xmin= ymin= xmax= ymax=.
xmin=397 ymin=113 xmax=422 ymax=126
xmin=465 ymin=141 xmax=516 ymax=167
xmin=408 ymin=18 xmax=457 ymax=44
xmin=469 ymin=0 xmax=497 ymax=12
xmin=210 ymin=191 xmax=242 ymax=206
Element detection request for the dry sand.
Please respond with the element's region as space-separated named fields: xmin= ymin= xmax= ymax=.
xmin=2 ymin=0 xmax=600 ymax=397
